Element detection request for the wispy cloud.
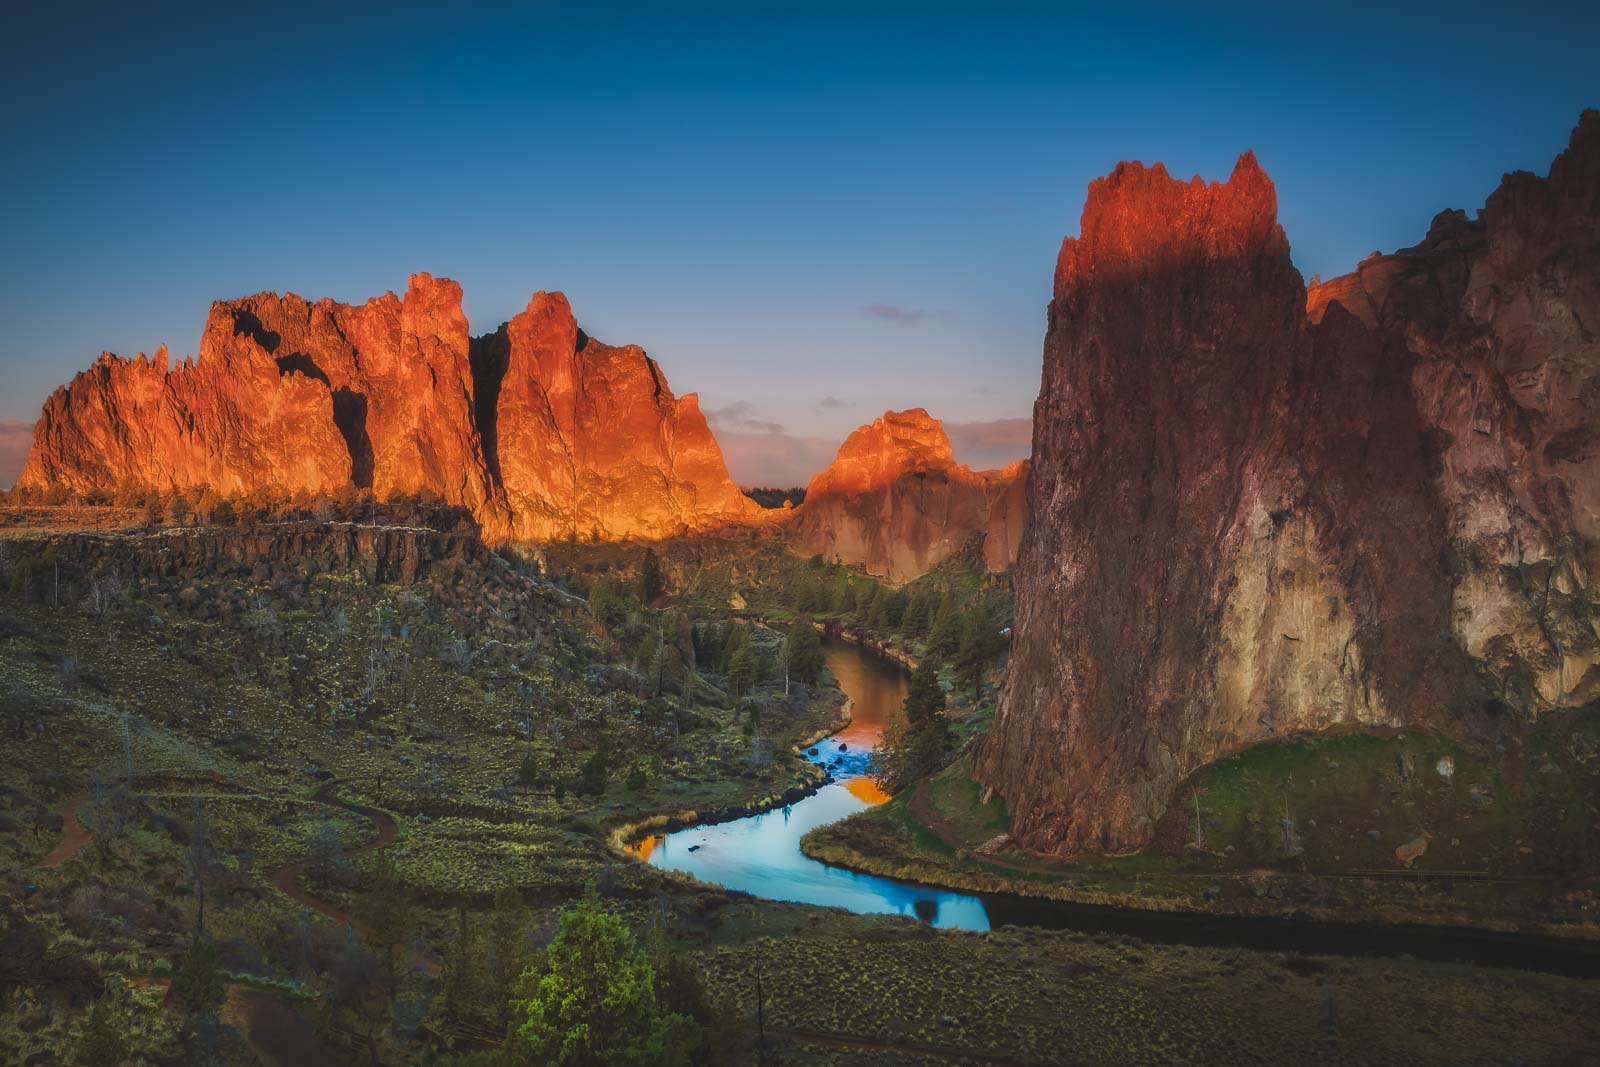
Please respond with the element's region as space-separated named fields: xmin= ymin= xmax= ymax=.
xmin=703 ymin=401 xmax=786 ymax=435
xmin=944 ymin=417 xmax=1032 ymax=471
xmin=0 ymin=419 xmax=33 ymax=490
xmin=863 ymin=303 xmax=943 ymax=325
xmin=817 ymin=395 xmax=844 ymax=409
xmin=716 ymin=430 xmax=838 ymax=489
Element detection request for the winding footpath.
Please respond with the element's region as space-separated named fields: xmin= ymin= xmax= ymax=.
xmin=268 ymin=783 xmax=440 ymax=977
xmin=40 ymin=794 xmax=90 ymax=868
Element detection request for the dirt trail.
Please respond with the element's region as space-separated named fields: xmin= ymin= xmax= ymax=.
xmin=40 ymin=794 xmax=90 ymax=868
xmin=268 ymin=784 xmax=439 ymax=977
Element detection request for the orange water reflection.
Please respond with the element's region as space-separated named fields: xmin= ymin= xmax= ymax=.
xmin=843 ymin=777 xmax=891 ymax=805
xmin=629 ymin=834 xmax=661 ymax=862
xmin=824 ymin=642 xmax=908 ymax=750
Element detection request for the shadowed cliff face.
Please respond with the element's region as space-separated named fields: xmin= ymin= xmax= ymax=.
xmin=976 ymin=112 xmax=1600 ymax=855
xmin=785 ymin=409 xmax=1027 ymax=583
xmin=18 ymin=277 xmax=763 ymax=543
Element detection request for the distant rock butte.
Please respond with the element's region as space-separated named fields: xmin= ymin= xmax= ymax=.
xmin=18 ymin=275 xmax=764 ymax=543
xmin=785 ymin=408 xmax=1027 ymax=583
xmin=977 ymin=111 xmax=1600 ymax=855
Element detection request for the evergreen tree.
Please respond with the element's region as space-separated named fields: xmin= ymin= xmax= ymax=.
xmin=578 ymin=736 xmax=611 ymax=796
xmin=488 ymin=887 xmax=529 ymax=1013
xmin=864 ymin=584 xmax=887 ymax=630
xmin=954 ymin=610 xmax=990 ymax=697
xmin=783 ymin=618 xmax=825 ymax=685
xmin=172 ymin=937 xmax=227 ymax=1045
xmin=509 ymin=887 xmax=695 ymax=1066
xmin=720 ymin=623 xmax=750 ymax=673
xmin=362 ymin=848 xmax=418 ymax=980
xmin=638 ymin=547 xmax=664 ymax=604
xmin=871 ymin=656 xmax=950 ymax=791
xmin=900 ymin=588 xmax=928 ymax=636
xmin=828 ymin=574 xmax=851 ymax=614
xmin=728 ymin=642 xmax=756 ymax=699
xmin=75 ymin=993 xmax=130 ymax=1066
xmin=904 ymin=656 xmax=945 ymax=727
xmin=925 ymin=589 xmax=960 ymax=656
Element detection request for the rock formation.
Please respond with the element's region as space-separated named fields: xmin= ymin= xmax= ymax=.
xmin=786 ymin=409 xmax=1027 ymax=583
xmin=471 ymin=290 xmax=760 ymax=542
xmin=976 ymin=112 xmax=1600 ymax=854
xmin=18 ymin=276 xmax=763 ymax=543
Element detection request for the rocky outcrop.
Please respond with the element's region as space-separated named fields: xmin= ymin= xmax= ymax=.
xmin=786 ymin=409 xmax=1028 ymax=583
xmin=471 ymin=291 xmax=761 ymax=542
xmin=18 ymin=277 xmax=762 ymax=543
xmin=977 ymin=112 xmax=1600 ymax=855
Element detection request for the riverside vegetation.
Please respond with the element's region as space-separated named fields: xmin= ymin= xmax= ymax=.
xmin=0 ymin=499 xmax=1598 ymax=1064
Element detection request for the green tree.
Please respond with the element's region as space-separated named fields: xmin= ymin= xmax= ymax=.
xmin=718 ymin=623 xmax=750 ymax=672
xmin=487 ymin=887 xmax=530 ymax=1014
xmin=171 ymin=936 xmax=227 ymax=1040
xmin=926 ymin=589 xmax=960 ymax=656
xmin=508 ymin=888 xmax=694 ymax=1066
xmin=588 ymin=580 xmax=614 ymax=628
xmin=900 ymin=588 xmax=928 ymax=636
xmin=728 ymin=642 xmax=756 ymax=699
xmin=639 ymin=548 xmax=664 ymax=605
xmin=871 ymin=658 xmax=950 ymax=792
xmin=828 ymin=574 xmax=851 ymax=614
xmin=954 ymin=610 xmax=991 ymax=697
xmin=75 ymin=993 xmax=130 ymax=1066
xmin=904 ymin=656 xmax=945 ymax=727
xmin=634 ymin=625 xmax=661 ymax=679
xmin=577 ymin=735 xmax=611 ymax=796
xmin=362 ymin=848 xmax=417 ymax=978
xmin=518 ymin=748 xmax=542 ymax=789
xmin=783 ymin=618 xmax=825 ymax=686
xmin=864 ymin=584 xmax=887 ymax=630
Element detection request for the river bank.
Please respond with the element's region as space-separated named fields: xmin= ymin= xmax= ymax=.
xmin=611 ymin=642 xmax=855 ymax=861
xmin=801 ymin=758 xmax=1600 ymax=948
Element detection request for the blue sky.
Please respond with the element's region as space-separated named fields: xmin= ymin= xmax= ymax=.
xmin=2 ymin=2 xmax=1595 ymax=486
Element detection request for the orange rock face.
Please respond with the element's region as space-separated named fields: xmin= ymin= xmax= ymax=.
xmin=471 ymin=291 xmax=763 ymax=541
xmin=977 ymin=112 xmax=1600 ymax=855
xmin=19 ymin=277 xmax=761 ymax=543
xmin=785 ymin=409 xmax=1027 ymax=583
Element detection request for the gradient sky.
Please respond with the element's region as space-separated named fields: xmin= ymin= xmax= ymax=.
xmin=2 ymin=2 xmax=1596 ymax=488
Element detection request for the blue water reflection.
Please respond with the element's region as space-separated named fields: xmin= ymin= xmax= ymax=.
xmin=640 ymin=640 xmax=992 ymax=931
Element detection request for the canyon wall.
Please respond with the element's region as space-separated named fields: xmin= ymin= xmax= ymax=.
xmin=786 ymin=408 xmax=1028 ymax=583
xmin=976 ymin=112 xmax=1600 ymax=854
xmin=18 ymin=276 xmax=763 ymax=543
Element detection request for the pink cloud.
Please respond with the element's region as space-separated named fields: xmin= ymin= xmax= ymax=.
xmin=715 ymin=430 xmax=839 ymax=489
xmin=0 ymin=420 xmax=32 ymax=490
xmin=945 ymin=417 xmax=1032 ymax=471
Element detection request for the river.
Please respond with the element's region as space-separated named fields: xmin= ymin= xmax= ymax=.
xmin=633 ymin=637 xmax=993 ymax=930
xmin=628 ymin=638 xmax=1600 ymax=976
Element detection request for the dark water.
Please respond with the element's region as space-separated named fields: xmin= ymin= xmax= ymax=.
xmin=636 ymin=638 xmax=992 ymax=930
xmin=635 ymin=639 xmax=1600 ymax=976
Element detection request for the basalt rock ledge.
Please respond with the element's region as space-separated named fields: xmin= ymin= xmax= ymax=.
xmin=976 ymin=111 xmax=1600 ymax=855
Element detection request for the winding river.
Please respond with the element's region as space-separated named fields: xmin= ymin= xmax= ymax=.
xmin=629 ymin=639 xmax=1600 ymax=977
xmin=634 ymin=638 xmax=993 ymax=930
